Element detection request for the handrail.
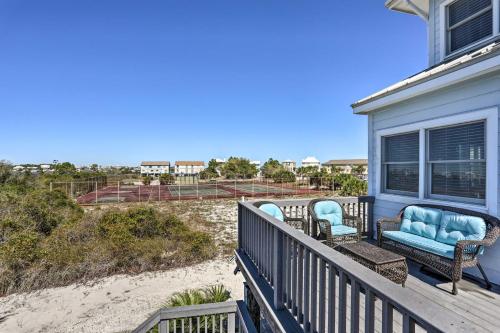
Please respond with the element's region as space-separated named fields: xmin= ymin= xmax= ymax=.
xmin=238 ymin=199 xmax=480 ymax=332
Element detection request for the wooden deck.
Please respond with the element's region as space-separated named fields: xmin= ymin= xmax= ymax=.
xmin=404 ymin=262 xmax=500 ymax=333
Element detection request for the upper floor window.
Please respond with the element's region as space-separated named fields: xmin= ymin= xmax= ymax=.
xmin=446 ymin=0 xmax=494 ymax=54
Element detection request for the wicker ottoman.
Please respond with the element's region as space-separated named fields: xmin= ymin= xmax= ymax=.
xmin=336 ymin=242 xmax=408 ymax=286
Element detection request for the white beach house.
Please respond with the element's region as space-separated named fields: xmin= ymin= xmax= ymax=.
xmin=300 ymin=156 xmax=320 ymax=170
xmin=174 ymin=161 xmax=205 ymax=175
xmin=352 ymin=0 xmax=500 ymax=283
xmin=140 ymin=161 xmax=170 ymax=177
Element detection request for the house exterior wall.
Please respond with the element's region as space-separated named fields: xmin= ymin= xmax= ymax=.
xmin=367 ymin=72 xmax=500 ymax=282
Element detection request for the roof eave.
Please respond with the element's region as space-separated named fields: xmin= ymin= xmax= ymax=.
xmin=385 ymin=0 xmax=429 ymax=20
xmin=352 ymin=53 xmax=500 ymax=115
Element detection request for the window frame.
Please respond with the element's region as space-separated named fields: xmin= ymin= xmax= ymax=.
xmin=374 ymin=107 xmax=498 ymax=215
xmin=440 ymin=0 xmax=500 ymax=60
xmin=425 ymin=121 xmax=486 ymax=205
xmin=381 ymin=131 xmax=420 ymax=197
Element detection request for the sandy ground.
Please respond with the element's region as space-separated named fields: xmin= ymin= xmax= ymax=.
xmin=0 ymin=259 xmax=244 ymax=333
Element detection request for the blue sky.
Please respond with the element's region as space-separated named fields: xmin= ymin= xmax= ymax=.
xmin=0 ymin=1 xmax=427 ymax=166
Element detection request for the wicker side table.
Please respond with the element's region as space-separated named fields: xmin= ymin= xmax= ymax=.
xmin=336 ymin=242 xmax=408 ymax=286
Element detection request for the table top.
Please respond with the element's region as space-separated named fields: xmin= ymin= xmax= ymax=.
xmin=337 ymin=242 xmax=406 ymax=266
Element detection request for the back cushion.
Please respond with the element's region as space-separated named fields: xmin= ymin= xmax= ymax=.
xmin=314 ymin=201 xmax=343 ymax=226
xmin=400 ymin=206 xmax=442 ymax=240
xmin=259 ymin=204 xmax=284 ymax=222
xmin=436 ymin=211 xmax=486 ymax=246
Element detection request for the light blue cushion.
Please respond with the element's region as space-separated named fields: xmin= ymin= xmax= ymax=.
xmin=383 ymin=230 xmax=455 ymax=259
xmin=259 ymin=204 xmax=284 ymax=222
xmin=314 ymin=201 xmax=343 ymax=226
xmin=436 ymin=212 xmax=486 ymax=246
xmin=331 ymin=225 xmax=357 ymax=236
xmin=400 ymin=206 xmax=442 ymax=240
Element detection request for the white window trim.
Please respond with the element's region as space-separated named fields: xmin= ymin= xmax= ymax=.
xmin=439 ymin=0 xmax=500 ymax=61
xmin=375 ymin=107 xmax=498 ymax=215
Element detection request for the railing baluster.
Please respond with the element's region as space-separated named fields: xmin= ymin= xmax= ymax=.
xmin=304 ymin=248 xmax=311 ymax=331
xmin=382 ymin=299 xmax=393 ymax=333
xmin=338 ymin=271 xmax=347 ymax=333
xmin=402 ymin=312 xmax=415 ymax=333
xmin=311 ymin=253 xmax=318 ymax=333
xmin=297 ymin=244 xmax=304 ymax=324
xmin=159 ymin=320 xmax=167 ymax=333
xmin=365 ymin=288 xmax=375 ymax=333
xmin=350 ymin=280 xmax=360 ymax=333
xmin=228 ymin=312 xmax=236 ymax=333
xmin=285 ymin=235 xmax=290 ymax=306
xmin=327 ymin=264 xmax=336 ymax=333
xmin=318 ymin=259 xmax=326 ymax=333
xmin=273 ymin=227 xmax=283 ymax=309
xmin=292 ymin=240 xmax=298 ymax=316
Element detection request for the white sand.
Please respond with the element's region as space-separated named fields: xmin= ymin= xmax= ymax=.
xmin=0 ymin=259 xmax=244 ymax=333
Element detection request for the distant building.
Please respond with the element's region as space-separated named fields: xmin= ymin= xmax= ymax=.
xmin=281 ymin=160 xmax=296 ymax=173
xmin=13 ymin=165 xmax=25 ymax=172
xmin=175 ymin=161 xmax=205 ymax=175
xmin=301 ymin=156 xmax=320 ymax=170
xmin=140 ymin=161 xmax=170 ymax=177
xmin=322 ymin=159 xmax=368 ymax=178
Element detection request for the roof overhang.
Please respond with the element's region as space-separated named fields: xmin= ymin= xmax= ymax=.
xmin=385 ymin=0 xmax=429 ymax=20
xmin=352 ymin=52 xmax=500 ymax=115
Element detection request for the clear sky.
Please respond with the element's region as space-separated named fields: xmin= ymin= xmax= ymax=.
xmin=0 ymin=0 xmax=427 ymax=166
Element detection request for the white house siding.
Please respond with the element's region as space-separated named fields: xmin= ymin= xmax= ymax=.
xmin=367 ymin=72 xmax=500 ymax=282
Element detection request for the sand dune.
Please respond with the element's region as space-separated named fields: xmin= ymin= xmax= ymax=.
xmin=0 ymin=259 xmax=244 ymax=333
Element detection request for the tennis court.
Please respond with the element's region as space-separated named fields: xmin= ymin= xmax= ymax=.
xmin=76 ymin=181 xmax=316 ymax=204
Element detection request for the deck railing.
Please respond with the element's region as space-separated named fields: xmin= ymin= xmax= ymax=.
xmin=133 ymin=301 xmax=257 ymax=333
xmin=237 ymin=198 xmax=480 ymax=333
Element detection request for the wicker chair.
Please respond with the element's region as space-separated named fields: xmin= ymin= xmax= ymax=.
xmin=253 ymin=201 xmax=308 ymax=233
xmin=378 ymin=204 xmax=500 ymax=295
xmin=308 ymin=198 xmax=362 ymax=247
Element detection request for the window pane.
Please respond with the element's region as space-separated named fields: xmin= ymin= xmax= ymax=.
xmin=449 ymin=0 xmax=491 ymax=26
xmin=384 ymin=132 xmax=419 ymax=163
xmin=450 ymin=10 xmax=492 ymax=52
xmin=431 ymin=162 xmax=486 ymax=199
xmin=429 ymin=122 xmax=484 ymax=161
xmin=386 ymin=164 xmax=419 ymax=193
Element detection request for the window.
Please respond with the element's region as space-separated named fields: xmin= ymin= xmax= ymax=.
xmin=427 ymin=122 xmax=486 ymax=203
xmin=446 ymin=0 xmax=493 ymax=54
xmin=382 ymin=132 xmax=419 ymax=196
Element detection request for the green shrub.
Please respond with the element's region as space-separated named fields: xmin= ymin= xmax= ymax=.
xmin=272 ymin=169 xmax=296 ymax=183
xmin=336 ymin=174 xmax=367 ymax=196
xmin=159 ymin=174 xmax=175 ymax=185
xmin=143 ymin=176 xmax=152 ymax=185
xmin=0 ymin=230 xmax=40 ymax=269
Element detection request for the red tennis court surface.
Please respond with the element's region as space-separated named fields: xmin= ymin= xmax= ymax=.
xmin=76 ymin=182 xmax=318 ymax=204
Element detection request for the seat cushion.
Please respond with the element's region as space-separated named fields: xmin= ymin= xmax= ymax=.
xmin=383 ymin=230 xmax=455 ymax=259
xmin=259 ymin=204 xmax=284 ymax=222
xmin=331 ymin=225 xmax=357 ymax=236
xmin=314 ymin=200 xmax=343 ymax=226
xmin=400 ymin=206 xmax=442 ymax=240
xmin=436 ymin=211 xmax=486 ymax=246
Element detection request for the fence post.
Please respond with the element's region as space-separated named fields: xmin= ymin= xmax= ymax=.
xmin=117 ymin=181 xmax=120 ymax=203
xmin=273 ymin=227 xmax=284 ymax=310
xmin=252 ymin=180 xmax=254 ymax=198
xmin=266 ymin=179 xmax=269 ymax=198
xmin=139 ymin=185 xmax=141 ymax=203
xmin=95 ymin=181 xmax=98 ymax=204
xmin=196 ymin=182 xmax=199 ymax=198
xmin=49 ymin=182 xmax=53 ymax=192
xmin=216 ymin=181 xmax=218 ymax=199
xmin=178 ymin=184 xmax=181 ymax=201
xmin=158 ymin=183 xmax=161 ymax=202
xmin=234 ymin=179 xmax=237 ymax=198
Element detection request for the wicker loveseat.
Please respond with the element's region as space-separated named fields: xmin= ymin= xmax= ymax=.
xmin=308 ymin=198 xmax=362 ymax=247
xmin=253 ymin=201 xmax=308 ymax=233
xmin=378 ymin=204 xmax=500 ymax=295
